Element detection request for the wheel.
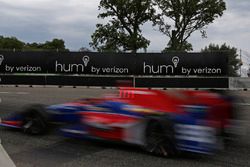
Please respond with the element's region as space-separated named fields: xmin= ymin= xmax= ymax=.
xmin=21 ymin=105 xmax=49 ymax=135
xmin=143 ymin=117 xmax=176 ymax=157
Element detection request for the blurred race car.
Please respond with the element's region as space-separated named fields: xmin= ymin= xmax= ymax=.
xmin=0 ymin=88 xmax=236 ymax=157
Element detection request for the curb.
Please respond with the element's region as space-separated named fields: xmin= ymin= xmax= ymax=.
xmin=0 ymin=140 xmax=16 ymax=167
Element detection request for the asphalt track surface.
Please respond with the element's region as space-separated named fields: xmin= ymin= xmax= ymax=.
xmin=0 ymin=87 xmax=250 ymax=167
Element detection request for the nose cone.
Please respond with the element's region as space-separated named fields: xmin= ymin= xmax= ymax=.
xmin=46 ymin=103 xmax=77 ymax=111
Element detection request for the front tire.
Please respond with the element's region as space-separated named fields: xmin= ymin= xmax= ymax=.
xmin=143 ymin=118 xmax=176 ymax=157
xmin=21 ymin=105 xmax=49 ymax=135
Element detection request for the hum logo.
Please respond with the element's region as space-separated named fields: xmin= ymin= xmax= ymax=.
xmin=143 ymin=63 xmax=174 ymax=74
xmin=55 ymin=55 xmax=90 ymax=73
xmin=143 ymin=56 xmax=180 ymax=74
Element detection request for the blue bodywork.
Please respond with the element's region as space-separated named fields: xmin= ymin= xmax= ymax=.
xmin=46 ymin=104 xmax=83 ymax=123
xmin=1 ymin=100 xmax=218 ymax=155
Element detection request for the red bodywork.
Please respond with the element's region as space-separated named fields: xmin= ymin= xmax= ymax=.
xmin=119 ymin=88 xmax=232 ymax=125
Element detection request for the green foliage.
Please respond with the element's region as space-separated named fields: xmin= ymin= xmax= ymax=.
xmin=202 ymin=43 xmax=242 ymax=76
xmin=153 ymin=0 xmax=226 ymax=51
xmin=162 ymin=40 xmax=193 ymax=53
xmin=90 ymin=0 xmax=155 ymax=53
xmin=0 ymin=36 xmax=69 ymax=51
xmin=0 ymin=36 xmax=24 ymax=50
xmin=42 ymin=39 xmax=68 ymax=51
xmin=24 ymin=39 xmax=68 ymax=51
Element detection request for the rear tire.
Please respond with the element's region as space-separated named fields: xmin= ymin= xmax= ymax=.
xmin=143 ymin=117 xmax=176 ymax=157
xmin=20 ymin=104 xmax=49 ymax=135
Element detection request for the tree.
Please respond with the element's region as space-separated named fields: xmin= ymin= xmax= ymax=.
xmin=202 ymin=43 xmax=242 ymax=76
xmin=24 ymin=42 xmax=44 ymax=51
xmin=0 ymin=36 xmax=69 ymax=51
xmin=42 ymin=39 xmax=68 ymax=51
xmin=79 ymin=47 xmax=92 ymax=52
xmin=24 ymin=39 xmax=69 ymax=51
xmin=0 ymin=36 xmax=24 ymax=50
xmin=90 ymin=0 xmax=155 ymax=53
xmin=153 ymin=0 xmax=226 ymax=52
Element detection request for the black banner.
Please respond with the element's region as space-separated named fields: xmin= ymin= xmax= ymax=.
xmin=0 ymin=75 xmax=45 ymax=85
xmin=0 ymin=75 xmax=229 ymax=88
xmin=46 ymin=52 xmax=136 ymax=75
xmin=136 ymin=52 xmax=228 ymax=76
xmin=0 ymin=52 xmax=49 ymax=73
xmin=135 ymin=77 xmax=229 ymax=88
xmin=0 ymin=51 xmax=228 ymax=76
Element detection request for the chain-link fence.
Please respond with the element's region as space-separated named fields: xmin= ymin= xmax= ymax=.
xmin=240 ymin=50 xmax=250 ymax=77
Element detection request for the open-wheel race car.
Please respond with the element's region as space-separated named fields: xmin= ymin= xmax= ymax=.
xmin=0 ymin=88 xmax=236 ymax=157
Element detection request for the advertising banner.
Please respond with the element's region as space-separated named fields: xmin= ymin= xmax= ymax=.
xmin=0 ymin=51 xmax=48 ymax=73
xmin=136 ymin=52 xmax=228 ymax=76
xmin=0 ymin=51 xmax=228 ymax=76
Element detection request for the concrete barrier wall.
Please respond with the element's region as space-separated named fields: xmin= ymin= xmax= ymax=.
xmin=1 ymin=74 xmax=250 ymax=89
xmin=0 ymin=75 xmax=229 ymax=88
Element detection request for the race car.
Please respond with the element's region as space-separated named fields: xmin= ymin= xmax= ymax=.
xmin=0 ymin=88 xmax=236 ymax=157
